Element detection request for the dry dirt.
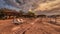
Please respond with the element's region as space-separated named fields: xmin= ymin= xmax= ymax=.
xmin=0 ymin=17 xmax=60 ymax=34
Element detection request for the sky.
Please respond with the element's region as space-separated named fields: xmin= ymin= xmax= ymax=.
xmin=0 ymin=0 xmax=20 ymax=11
xmin=0 ymin=0 xmax=41 ymax=11
xmin=0 ymin=0 xmax=60 ymax=11
xmin=0 ymin=0 xmax=60 ymax=15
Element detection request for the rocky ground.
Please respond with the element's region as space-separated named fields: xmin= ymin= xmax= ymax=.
xmin=0 ymin=17 xmax=60 ymax=34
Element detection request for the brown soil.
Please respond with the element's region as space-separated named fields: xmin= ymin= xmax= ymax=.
xmin=0 ymin=17 xmax=60 ymax=34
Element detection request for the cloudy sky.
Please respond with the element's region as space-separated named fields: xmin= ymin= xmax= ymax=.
xmin=0 ymin=0 xmax=60 ymax=15
xmin=0 ymin=0 xmax=20 ymax=11
xmin=0 ymin=0 xmax=60 ymax=12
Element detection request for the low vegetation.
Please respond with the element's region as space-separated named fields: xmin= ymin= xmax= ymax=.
xmin=0 ymin=8 xmax=60 ymax=20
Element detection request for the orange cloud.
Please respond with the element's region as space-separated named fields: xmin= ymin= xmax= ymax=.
xmin=34 ymin=0 xmax=60 ymax=11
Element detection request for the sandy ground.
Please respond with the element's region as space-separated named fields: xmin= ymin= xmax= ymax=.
xmin=0 ymin=17 xmax=60 ymax=34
